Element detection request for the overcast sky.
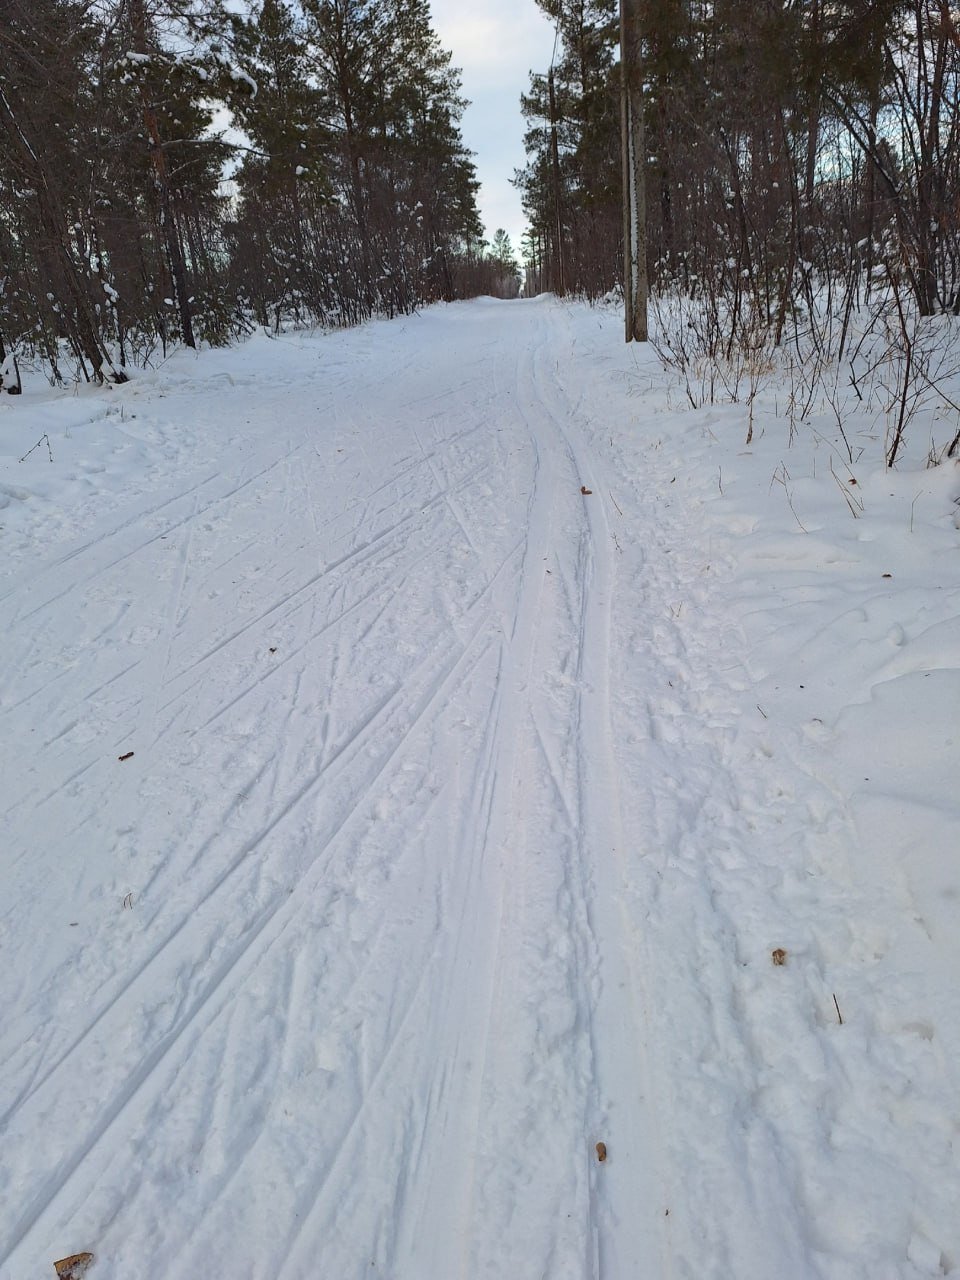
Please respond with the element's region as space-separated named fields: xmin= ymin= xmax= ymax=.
xmin=427 ymin=1 xmax=558 ymax=256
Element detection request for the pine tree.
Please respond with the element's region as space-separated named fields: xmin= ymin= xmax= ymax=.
xmin=229 ymin=0 xmax=332 ymax=326
xmin=515 ymin=0 xmax=621 ymax=297
xmin=0 ymin=0 xmax=126 ymax=380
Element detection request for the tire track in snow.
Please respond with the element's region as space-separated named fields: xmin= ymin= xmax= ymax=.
xmin=0 ymin=619 xmax=499 ymax=1269
xmin=0 ymin=449 xmax=308 ymax=739
xmin=2 ymin=302 xmax=675 ymax=1279
xmin=164 ymin=534 xmax=457 ymax=735
xmin=1 ymin=446 xmax=305 ymax=626
xmin=365 ymin=319 xmax=608 ymax=1278
xmin=0 ymin=472 xmax=217 ymax=611
xmin=410 ymin=423 xmax=486 ymax=566
xmin=135 ymin=491 xmax=199 ymax=755
xmin=276 ymin=521 xmax=534 ymax=1279
xmin=458 ymin=317 xmax=608 ymax=1276
xmin=530 ymin=324 xmax=675 ymax=1278
xmin=278 ymin=327 xmax=592 ymax=1279
xmin=0 ymin=445 xmax=497 ymax=858
xmin=0 ymin=507 xmax=532 ymax=1268
xmin=164 ymin=459 xmax=490 ymax=686
xmin=0 ymin=521 xmax=515 ymax=1130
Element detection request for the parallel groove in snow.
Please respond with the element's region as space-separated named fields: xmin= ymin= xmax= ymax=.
xmin=2 ymin=300 xmax=956 ymax=1280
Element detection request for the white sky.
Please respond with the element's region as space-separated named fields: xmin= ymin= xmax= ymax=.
xmin=427 ymin=1 xmax=558 ymax=256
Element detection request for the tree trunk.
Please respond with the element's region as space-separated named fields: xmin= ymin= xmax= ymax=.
xmin=915 ymin=0 xmax=947 ymax=313
xmin=548 ymin=69 xmax=566 ymax=297
xmin=0 ymin=86 xmax=124 ymax=381
xmin=129 ymin=0 xmax=196 ymax=348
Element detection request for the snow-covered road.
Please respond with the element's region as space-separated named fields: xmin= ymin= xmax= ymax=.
xmin=2 ymin=300 xmax=958 ymax=1280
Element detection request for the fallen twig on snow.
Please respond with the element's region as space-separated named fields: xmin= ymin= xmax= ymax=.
xmin=19 ymin=433 xmax=53 ymax=463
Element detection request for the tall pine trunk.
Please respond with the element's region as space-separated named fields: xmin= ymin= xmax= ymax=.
xmin=129 ymin=0 xmax=196 ymax=348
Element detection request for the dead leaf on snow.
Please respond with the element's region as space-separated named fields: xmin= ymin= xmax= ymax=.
xmin=54 ymin=1254 xmax=94 ymax=1279
xmin=771 ymin=948 xmax=788 ymax=966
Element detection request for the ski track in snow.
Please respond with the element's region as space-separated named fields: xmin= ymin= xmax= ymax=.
xmin=0 ymin=300 xmax=957 ymax=1280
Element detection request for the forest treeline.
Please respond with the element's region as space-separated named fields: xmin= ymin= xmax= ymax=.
xmin=3 ymin=0 xmax=960 ymax=431
xmin=0 ymin=0 xmax=520 ymax=385
xmin=515 ymin=0 xmax=960 ymax=462
xmin=518 ymin=0 xmax=960 ymax=310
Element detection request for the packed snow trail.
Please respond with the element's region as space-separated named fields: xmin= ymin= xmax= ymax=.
xmin=0 ymin=303 xmax=665 ymax=1280
xmin=1 ymin=300 xmax=958 ymax=1280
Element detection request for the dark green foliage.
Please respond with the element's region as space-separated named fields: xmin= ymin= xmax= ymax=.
xmin=515 ymin=0 xmax=622 ymax=296
xmin=0 ymin=0 xmax=486 ymax=378
xmin=518 ymin=0 xmax=960 ymax=324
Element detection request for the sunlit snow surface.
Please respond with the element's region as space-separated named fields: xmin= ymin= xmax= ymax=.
xmin=1 ymin=299 xmax=958 ymax=1279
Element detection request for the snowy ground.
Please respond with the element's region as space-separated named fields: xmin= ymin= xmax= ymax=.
xmin=1 ymin=298 xmax=958 ymax=1280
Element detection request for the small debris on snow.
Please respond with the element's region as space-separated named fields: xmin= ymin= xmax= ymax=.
xmin=118 ymin=751 xmax=135 ymax=762
xmin=581 ymin=485 xmax=592 ymax=495
xmin=54 ymin=1254 xmax=94 ymax=1279
xmin=771 ymin=948 xmax=788 ymax=966
xmin=596 ymin=1142 xmax=607 ymax=1162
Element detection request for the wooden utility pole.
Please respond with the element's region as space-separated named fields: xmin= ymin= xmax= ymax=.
xmin=548 ymin=68 xmax=566 ymax=297
xmin=620 ymin=0 xmax=648 ymax=341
